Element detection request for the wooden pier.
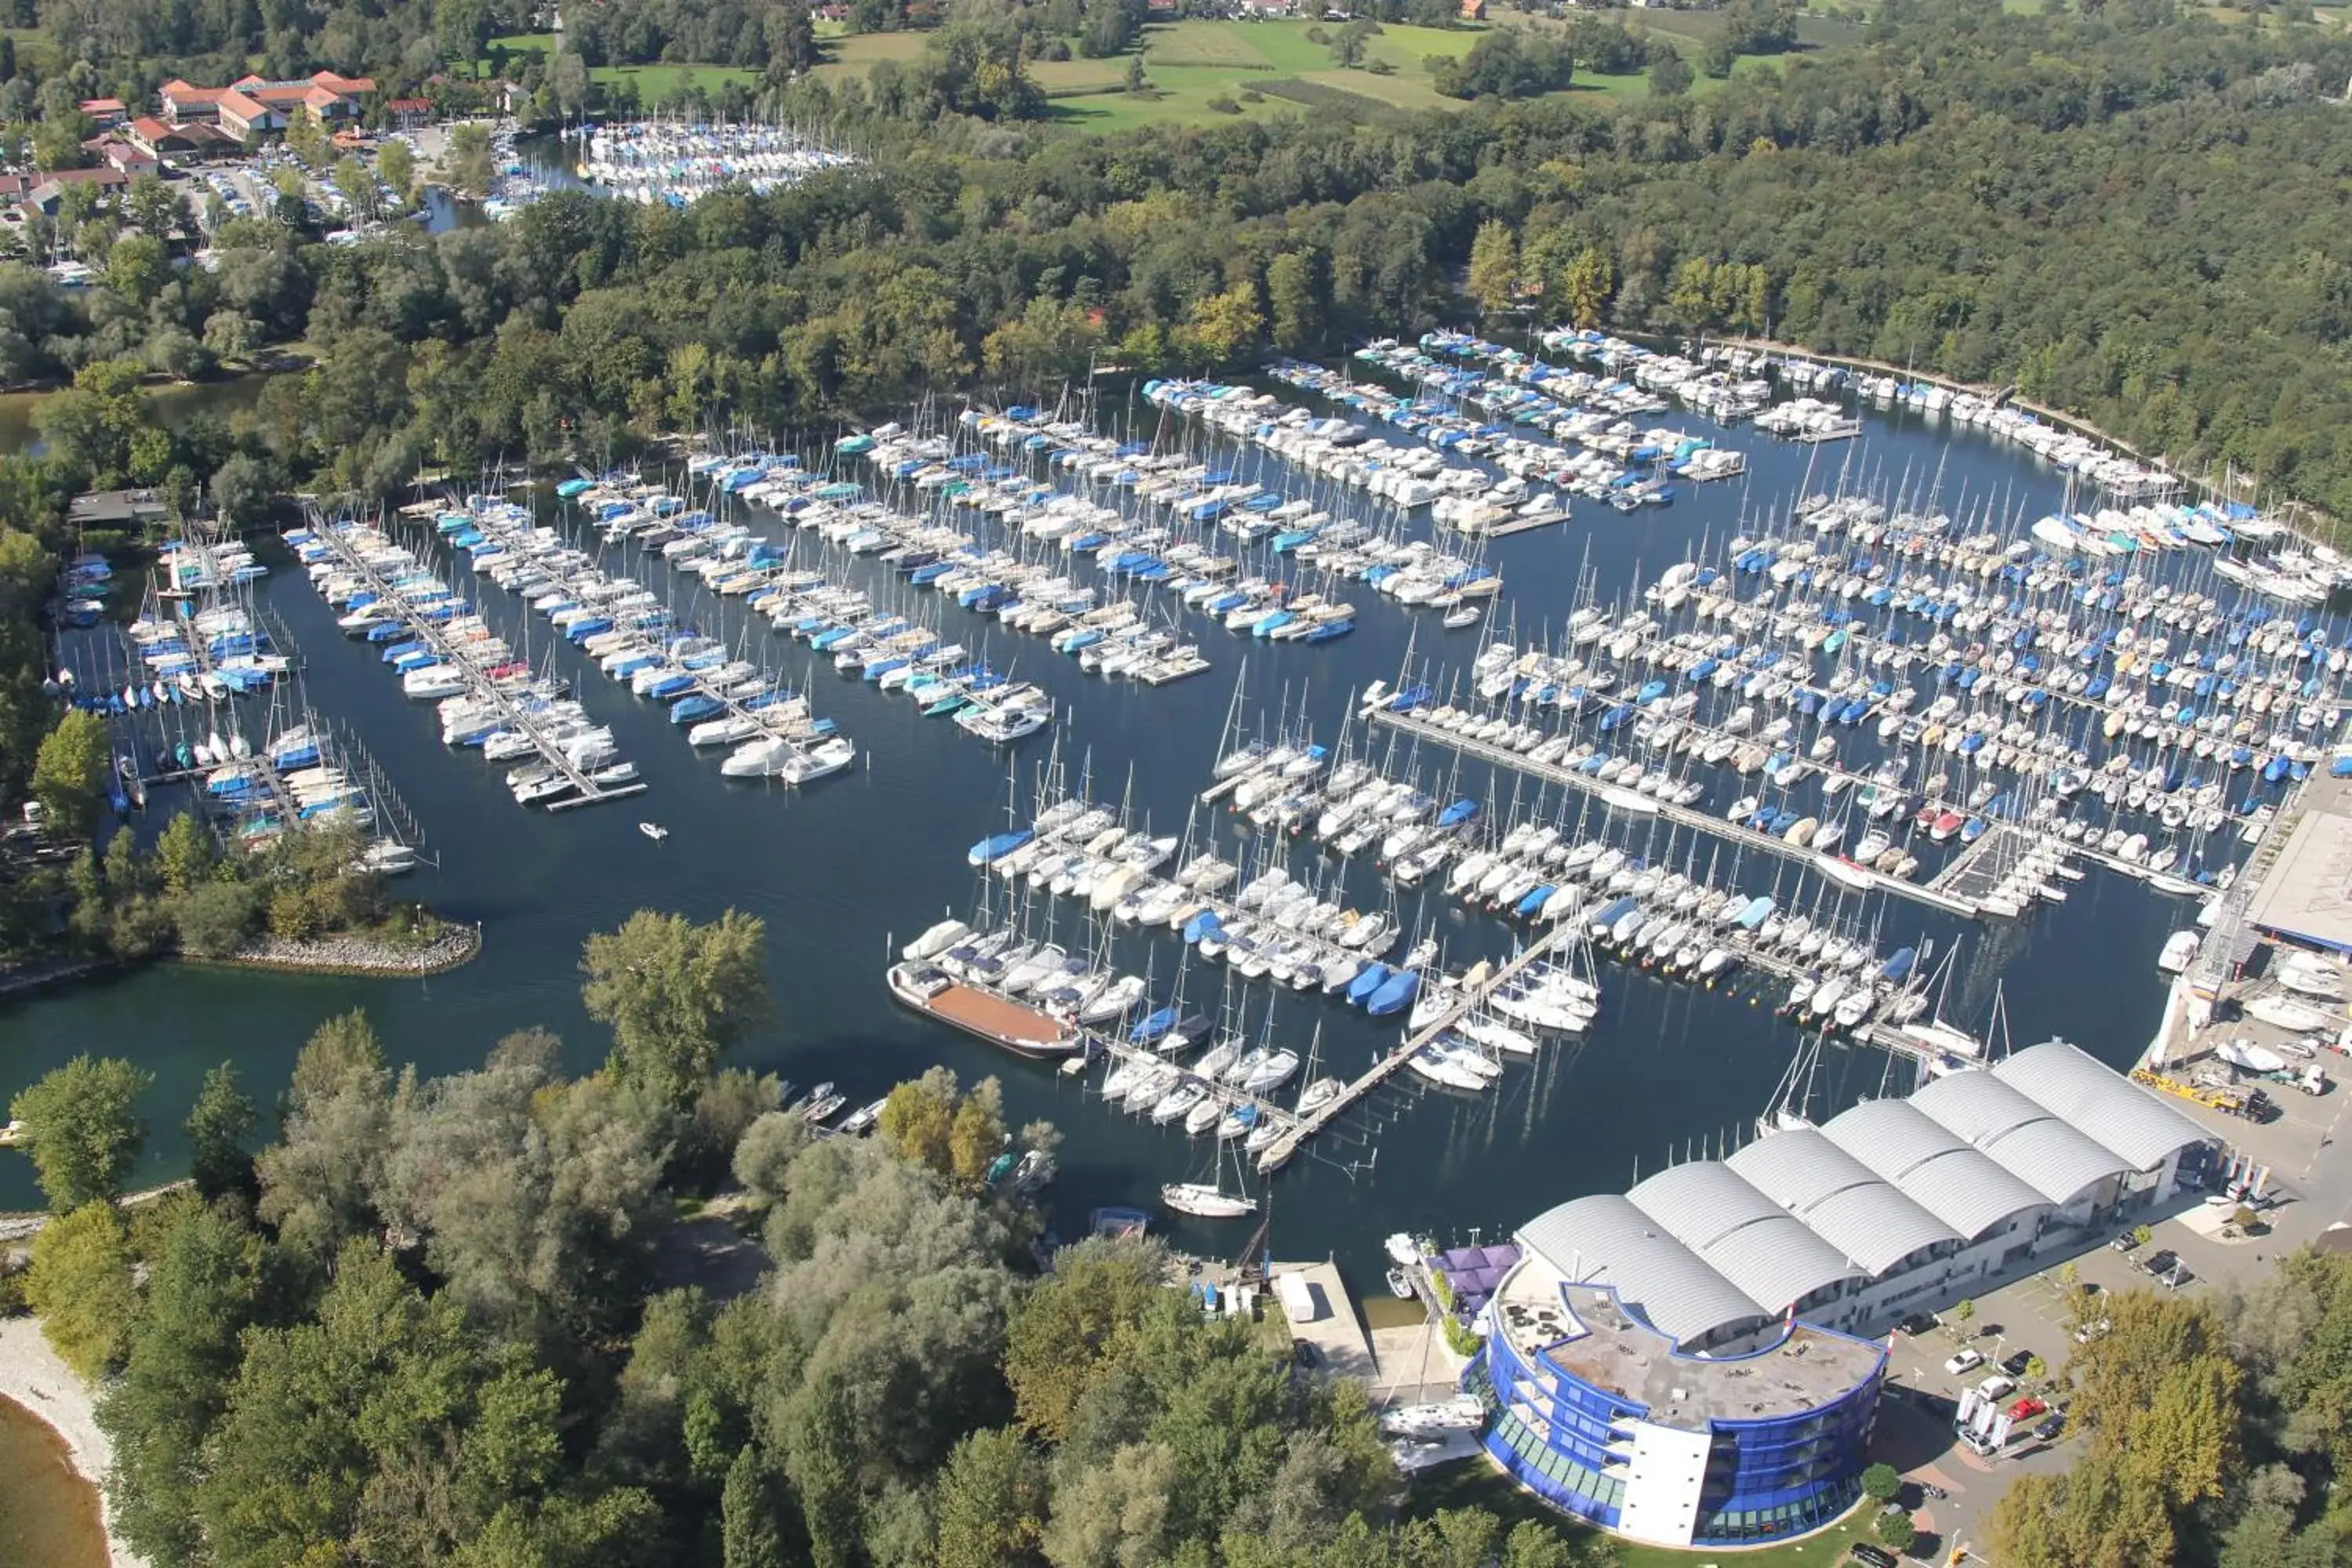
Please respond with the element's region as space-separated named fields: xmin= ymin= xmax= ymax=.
xmin=1367 ymin=706 xmax=1993 ymax=919
xmin=302 ymin=517 xmax=646 ymax=811
xmin=1254 ymin=920 xmax=1578 ymax=1174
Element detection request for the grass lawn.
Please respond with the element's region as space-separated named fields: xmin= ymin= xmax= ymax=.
xmin=1407 ymin=1462 xmax=1882 ymax=1568
xmin=590 ymin=62 xmax=760 ymax=99
xmin=795 ymin=15 xmax=1842 ymax=130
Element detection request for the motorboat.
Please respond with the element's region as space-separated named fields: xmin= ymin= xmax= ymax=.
xmin=638 ymin=822 xmax=668 ymax=841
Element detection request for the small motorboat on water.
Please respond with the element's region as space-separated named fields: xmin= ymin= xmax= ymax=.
xmin=1387 ymin=1266 xmax=1415 ymax=1299
xmin=639 ymin=822 xmax=669 ymax=841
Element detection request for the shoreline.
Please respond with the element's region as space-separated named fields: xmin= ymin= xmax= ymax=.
xmin=0 ymin=1318 xmax=151 ymax=1568
xmin=4 ymin=920 xmax=482 ymax=1000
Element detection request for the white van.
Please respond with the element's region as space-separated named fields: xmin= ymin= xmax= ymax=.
xmin=1977 ymin=1374 xmax=2017 ymax=1403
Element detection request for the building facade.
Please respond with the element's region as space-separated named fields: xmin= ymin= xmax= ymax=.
xmin=1474 ymin=1041 xmax=2217 ymax=1547
xmin=1481 ymin=1272 xmax=1885 ymax=1548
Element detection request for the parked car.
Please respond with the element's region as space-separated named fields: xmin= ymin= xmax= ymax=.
xmin=2009 ymin=1396 xmax=2049 ymax=1420
xmin=1944 ymin=1348 xmax=1984 ymax=1376
xmin=2036 ymin=1413 xmax=2067 ymax=1440
xmin=1977 ymin=1374 xmax=2018 ymax=1402
xmin=2143 ymin=1248 xmax=2180 ymax=1277
xmin=1850 ymin=1546 xmax=1896 ymax=1568
xmin=2160 ymin=1262 xmax=2196 ymax=1290
xmin=2111 ymin=1233 xmax=2140 ymax=1254
xmin=1898 ymin=1313 xmax=1940 ymax=1338
xmin=2002 ymin=1349 xmax=2036 ymax=1377
xmin=2074 ymin=1317 xmax=2112 ymax=1344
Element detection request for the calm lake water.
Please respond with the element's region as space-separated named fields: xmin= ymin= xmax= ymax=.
xmin=1 ymin=376 xmax=2249 ymax=1284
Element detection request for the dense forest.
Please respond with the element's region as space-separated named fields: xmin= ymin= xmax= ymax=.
xmin=3 ymin=909 xmax=1599 ymax=1568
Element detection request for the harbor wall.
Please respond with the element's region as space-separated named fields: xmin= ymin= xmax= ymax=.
xmin=183 ymin=921 xmax=482 ymax=979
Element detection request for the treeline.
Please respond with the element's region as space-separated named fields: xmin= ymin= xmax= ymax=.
xmin=1989 ymin=1249 xmax=2352 ymax=1564
xmin=2 ymin=909 xmax=1598 ymax=1568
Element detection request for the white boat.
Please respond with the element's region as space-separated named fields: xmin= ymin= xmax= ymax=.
xmin=779 ymin=735 xmax=855 ymax=785
xmin=902 ymin=918 xmax=971 ymax=962
xmin=2247 ymin=994 xmax=2334 ymax=1033
xmin=2215 ymin=1038 xmax=2289 ymax=1075
xmin=1161 ymin=1180 xmax=1255 ymax=1218
xmin=638 ymin=822 xmax=668 ymax=841
xmin=2156 ymin=931 xmax=2200 ymax=975
xmin=2277 ymin=954 xmax=2344 ymax=1000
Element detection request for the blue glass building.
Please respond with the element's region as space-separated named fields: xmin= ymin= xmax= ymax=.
xmin=1480 ymin=1268 xmax=1886 ymax=1548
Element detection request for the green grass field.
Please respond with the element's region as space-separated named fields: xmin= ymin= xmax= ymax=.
xmin=487 ymin=34 xmax=759 ymax=99
xmin=801 ymin=14 xmax=1840 ymax=131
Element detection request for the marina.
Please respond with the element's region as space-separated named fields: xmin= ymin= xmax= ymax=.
xmin=13 ymin=331 xmax=2350 ymax=1300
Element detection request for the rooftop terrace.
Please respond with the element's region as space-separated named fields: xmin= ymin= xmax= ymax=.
xmin=1494 ymin=1256 xmax=1883 ymax=1433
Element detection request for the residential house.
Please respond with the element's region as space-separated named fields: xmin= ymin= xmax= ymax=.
xmin=79 ymin=97 xmax=129 ymax=128
xmin=157 ymin=70 xmax=378 ymax=142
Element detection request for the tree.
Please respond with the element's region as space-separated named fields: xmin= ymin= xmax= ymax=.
xmin=1005 ymin=1237 xmax=1169 ymax=1441
xmin=26 ymin=1201 xmax=136 ymax=1373
xmin=580 ymin=909 xmax=773 ymax=1109
xmin=176 ymin=879 xmax=259 ymax=956
xmin=552 ymin=52 xmax=592 ymax=118
xmin=96 ymin=1196 xmax=269 ymax=1563
xmin=1861 ymin=1461 xmax=1902 ymax=1503
xmin=210 ymin=451 xmax=272 ymax=528
xmin=1466 ymin=220 xmax=1519 ymax=319
xmin=256 ymin=1010 xmax=394 ymax=1259
xmin=1877 ymin=1510 xmax=1917 ymax=1553
xmin=1648 ymin=40 xmax=1693 ymax=96
xmin=9 ymin=1054 xmax=152 ymax=1211
xmin=152 ymin=808 xmax=215 ymax=895
xmin=722 ymin=1443 xmax=788 ymax=1568
xmin=31 ymin=706 xmax=110 ymax=840
xmin=935 ymin=1426 xmax=1046 ymax=1568
xmin=1950 ymin=1298 xmax=1975 ymax=1330
xmin=377 ymin=138 xmax=416 ymax=209
xmin=187 ymin=1062 xmax=260 ymax=1203
xmin=446 ymin=122 xmax=497 ymax=200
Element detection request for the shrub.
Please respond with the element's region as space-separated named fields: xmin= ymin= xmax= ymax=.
xmin=1442 ymin=1314 xmax=1483 ymax=1358
xmin=176 ymin=879 xmax=260 ymax=957
xmin=269 ymin=884 xmax=322 ymax=941
xmin=1206 ymin=93 xmax=1240 ymax=113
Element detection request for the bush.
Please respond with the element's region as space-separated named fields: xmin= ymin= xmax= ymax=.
xmin=1206 ymin=93 xmax=1240 ymax=113
xmin=269 ymin=884 xmax=322 ymax=941
xmin=1038 ymin=37 xmax=1071 ymax=60
xmin=1442 ymin=1314 xmax=1483 ymax=1358
xmin=176 ymin=879 xmax=260 ymax=957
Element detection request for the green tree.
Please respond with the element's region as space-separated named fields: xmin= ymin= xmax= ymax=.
xmin=1861 ymin=1461 xmax=1902 ymax=1503
xmin=9 ymin=1054 xmax=152 ymax=1211
xmin=1266 ymin=251 xmax=1322 ymax=355
xmin=152 ymin=808 xmax=215 ymax=895
xmin=446 ymin=122 xmax=497 ymax=200
xmin=96 ymin=1196 xmax=269 ymax=1563
xmin=1878 ymin=1511 xmax=1917 ymax=1552
xmin=256 ymin=1010 xmax=394 ymax=1259
xmin=24 ymin=1200 xmax=136 ymax=1377
xmin=1466 ymin=219 xmax=1519 ymax=319
xmin=1005 ymin=1236 xmax=1168 ymax=1441
xmin=580 ymin=909 xmax=773 ymax=1109
xmin=1950 ymin=1298 xmax=1975 ymax=1330
xmin=721 ymin=1443 xmax=787 ymax=1568
xmin=1648 ymin=40 xmax=1693 ymax=96
xmin=176 ymin=879 xmax=259 ymax=956
xmin=187 ymin=1061 xmax=260 ymax=1203
xmin=935 ymin=1426 xmax=1046 ymax=1568
xmin=31 ymin=706 xmax=111 ymax=840
xmin=377 ymin=138 xmax=416 ymax=209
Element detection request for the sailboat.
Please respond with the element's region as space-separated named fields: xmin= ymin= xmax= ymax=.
xmin=1162 ymin=1135 xmax=1256 ymax=1218
xmin=639 ymin=822 xmax=669 ymax=840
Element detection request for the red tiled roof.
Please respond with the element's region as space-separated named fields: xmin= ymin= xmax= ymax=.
xmin=387 ymin=97 xmax=431 ymax=113
xmin=81 ymin=97 xmax=126 ymax=114
xmin=215 ymin=89 xmax=270 ymax=125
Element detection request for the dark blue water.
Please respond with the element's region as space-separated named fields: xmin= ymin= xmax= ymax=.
xmin=1 ymin=385 xmax=2230 ymax=1282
